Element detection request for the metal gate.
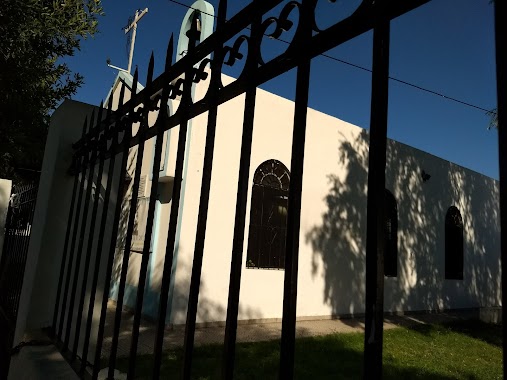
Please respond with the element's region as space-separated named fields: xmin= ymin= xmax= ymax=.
xmin=0 ymin=183 xmax=39 ymax=378
xmin=48 ymin=0 xmax=507 ymax=379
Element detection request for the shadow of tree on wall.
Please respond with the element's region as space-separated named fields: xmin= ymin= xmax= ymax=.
xmin=306 ymin=128 xmax=500 ymax=317
xmin=455 ymin=167 xmax=501 ymax=308
xmin=384 ymin=134 xmax=442 ymax=312
xmin=306 ymin=130 xmax=369 ymax=316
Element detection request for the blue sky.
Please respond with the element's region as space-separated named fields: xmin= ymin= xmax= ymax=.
xmin=67 ymin=0 xmax=499 ymax=179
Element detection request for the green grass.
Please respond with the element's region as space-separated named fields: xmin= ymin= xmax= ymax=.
xmin=114 ymin=320 xmax=502 ymax=379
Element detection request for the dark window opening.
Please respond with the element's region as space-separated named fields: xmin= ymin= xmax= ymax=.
xmin=384 ymin=189 xmax=398 ymax=277
xmin=445 ymin=206 xmax=464 ymax=280
xmin=246 ymin=160 xmax=290 ymax=270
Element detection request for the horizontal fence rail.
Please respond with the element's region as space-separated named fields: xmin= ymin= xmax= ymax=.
xmin=45 ymin=0 xmax=507 ymax=380
xmin=70 ymin=0 xmax=430 ymax=162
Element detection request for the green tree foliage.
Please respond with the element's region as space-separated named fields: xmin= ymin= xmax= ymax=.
xmin=487 ymin=1 xmax=497 ymax=130
xmin=487 ymin=108 xmax=498 ymax=130
xmin=0 ymin=0 xmax=103 ymax=182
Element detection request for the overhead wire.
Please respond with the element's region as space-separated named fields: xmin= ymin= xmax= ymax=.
xmin=167 ymin=0 xmax=495 ymax=115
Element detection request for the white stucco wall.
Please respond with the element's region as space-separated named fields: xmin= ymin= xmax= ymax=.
xmin=163 ymin=73 xmax=500 ymax=324
xmin=101 ymin=69 xmax=500 ymax=325
xmin=0 ymin=178 xmax=12 ymax=263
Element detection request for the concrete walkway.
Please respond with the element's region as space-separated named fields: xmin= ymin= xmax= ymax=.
xmin=7 ymin=308 xmax=478 ymax=379
xmin=101 ymin=306 xmax=478 ymax=358
xmin=8 ymin=344 xmax=80 ymax=380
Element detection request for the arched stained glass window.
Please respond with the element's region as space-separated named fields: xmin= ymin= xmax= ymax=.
xmin=246 ymin=160 xmax=290 ymax=270
xmin=445 ymin=206 xmax=464 ymax=280
xmin=384 ymin=189 xmax=398 ymax=277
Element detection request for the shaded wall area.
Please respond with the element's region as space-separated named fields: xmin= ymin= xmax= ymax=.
xmin=17 ymin=91 xmax=501 ymax=357
xmin=306 ymin=129 xmax=500 ymax=317
xmin=13 ymin=99 xmax=129 ymax=363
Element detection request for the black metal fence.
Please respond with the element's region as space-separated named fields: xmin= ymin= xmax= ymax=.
xmin=0 ymin=183 xmax=39 ymax=378
xmin=48 ymin=0 xmax=507 ymax=379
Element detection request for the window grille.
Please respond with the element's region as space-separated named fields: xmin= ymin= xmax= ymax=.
xmin=445 ymin=206 xmax=464 ymax=280
xmin=246 ymin=160 xmax=290 ymax=270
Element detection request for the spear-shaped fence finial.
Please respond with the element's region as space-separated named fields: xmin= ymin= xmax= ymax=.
xmin=217 ymin=0 xmax=228 ymax=29
xmin=146 ymin=52 xmax=155 ymax=85
xmin=165 ymin=34 xmax=174 ymax=71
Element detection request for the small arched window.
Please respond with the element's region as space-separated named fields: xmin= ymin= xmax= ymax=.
xmin=384 ymin=189 xmax=398 ymax=277
xmin=246 ymin=160 xmax=290 ymax=270
xmin=445 ymin=206 xmax=464 ymax=280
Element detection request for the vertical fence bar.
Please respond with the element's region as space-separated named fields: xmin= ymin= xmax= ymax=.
xmin=278 ymin=2 xmax=312 ymax=378
xmin=7 ymin=188 xmax=23 ymax=316
xmin=52 ymin=119 xmax=87 ymax=336
xmin=58 ymin=169 xmax=85 ymax=341
xmin=151 ymin=147 xmax=186 ymax=366
xmin=73 ymin=98 xmax=113 ymax=363
xmin=72 ymin=145 xmax=102 ymax=361
xmin=64 ymin=105 xmax=104 ymax=351
xmin=7 ymin=188 xmax=24 ymax=292
xmin=363 ymin=1 xmax=390 ymax=378
xmin=4 ymin=201 xmax=16 ymax=313
xmin=153 ymin=16 xmax=197 ymax=378
xmin=494 ymin=1 xmax=507 ymax=378
xmin=80 ymin=98 xmax=119 ymax=373
xmin=58 ymin=112 xmax=95 ymax=340
xmin=88 ymin=84 xmax=126 ymax=378
xmin=8 ymin=188 xmax=23 ymax=311
xmin=179 ymin=15 xmax=222 ymax=379
xmin=151 ymin=35 xmax=183 ymax=380
xmin=10 ymin=196 xmax=24 ymax=317
xmin=175 ymin=3 xmax=225 ymax=378
xmin=93 ymin=78 xmax=134 ymax=380
xmin=221 ymin=10 xmax=260 ymax=380
xmin=107 ymin=67 xmax=148 ymax=379
xmin=170 ymin=89 xmax=191 ymax=380
xmin=127 ymin=53 xmax=160 ymax=379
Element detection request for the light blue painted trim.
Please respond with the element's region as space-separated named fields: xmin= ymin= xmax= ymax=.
xmin=176 ymin=1 xmax=215 ymax=63
xmin=150 ymin=200 xmax=161 ymax=280
xmin=166 ymin=3 xmax=215 ymax=322
xmin=109 ymin=2 xmax=216 ymax=324
xmin=142 ymin=198 xmax=161 ymax=317
xmin=108 ymin=196 xmax=161 ymax=317
xmin=109 ymin=278 xmax=138 ymax=310
xmin=104 ymin=71 xmax=145 ymax=107
xmin=149 ymin=101 xmax=174 ymax=181
xmin=149 ymin=136 xmax=157 ymax=182
xmin=109 ymin=281 xmax=160 ymax=320
xmin=135 ymin=121 xmax=190 ymax=323
xmin=166 ymin=120 xmax=192 ymax=323
xmin=166 ymin=76 xmax=201 ymax=323
xmin=160 ymin=130 xmax=170 ymax=176
xmin=161 ymin=100 xmax=175 ymax=175
xmin=144 ymin=198 xmax=161 ymax=289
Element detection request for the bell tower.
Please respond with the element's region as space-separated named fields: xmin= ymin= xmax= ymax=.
xmin=176 ymin=0 xmax=215 ymax=62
